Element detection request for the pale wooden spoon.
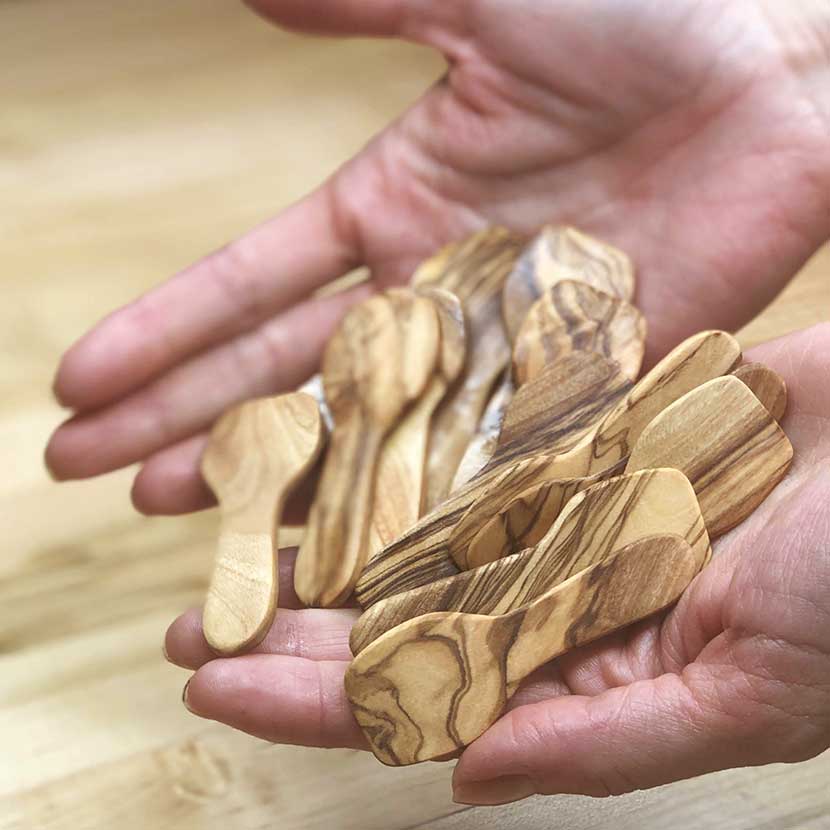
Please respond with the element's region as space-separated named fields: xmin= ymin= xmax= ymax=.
xmin=201 ymin=393 xmax=324 ymax=655
xmin=294 ymin=289 xmax=439 ymax=607
xmin=367 ymin=289 xmax=466 ymax=557
xmin=346 ymin=534 xmax=697 ymax=766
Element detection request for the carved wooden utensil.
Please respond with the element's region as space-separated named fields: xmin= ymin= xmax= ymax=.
xmin=346 ymin=534 xmax=697 ymax=766
xmin=412 ymin=227 xmax=524 ymax=511
xmin=465 ymin=370 xmax=791 ymax=568
xmin=625 ymin=374 xmax=793 ymax=537
xmin=353 ymin=350 xmax=632 ymax=607
xmin=449 ymin=329 xmax=742 ymax=569
xmin=355 ymin=330 xmax=739 ymax=607
xmin=368 ymin=289 xmax=466 ymax=556
xmin=733 ymin=362 xmax=788 ymax=422
xmin=350 ymin=467 xmax=708 ymax=653
xmin=294 ymin=290 xmax=440 ymax=607
xmin=201 ymin=393 xmax=324 ymax=655
xmin=512 ymin=280 xmax=646 ymax=386
xmin=501 ymin=225 xmax=635 ymax=342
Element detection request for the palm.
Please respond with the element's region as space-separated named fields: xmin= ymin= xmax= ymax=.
xmin=165 ymin=326 xmax=830 ymax=798
xmin=46 ymin=0 xmax=830 ymax=516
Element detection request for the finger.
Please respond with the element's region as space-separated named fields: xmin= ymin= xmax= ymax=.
xmin=165 ymin=548 xmax=359 ymax=668
xmin=132 ymin=434 xmax=321 ymax=521
xmin=53 ymin=182 xmax=361 ymax=412
xmin=452 ymin=668 xmax=790 ymax=805
xmin=131 ymin=435 xmax=214 ymax=515
xmin=183 ymin=654 xmax=367 ymax=751
xmin=46 ymin=284 xmax=370 ymax=480
xmin=245 ymin=0 xmax=461 ymax=46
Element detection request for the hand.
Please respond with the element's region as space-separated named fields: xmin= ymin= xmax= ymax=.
xmin=46 ymin=0 xmax=830 ymax=517
xmin=163 ymin=324 xmax=830 ymax=803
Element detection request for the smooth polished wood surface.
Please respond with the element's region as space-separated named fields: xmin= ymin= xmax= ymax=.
xmin=3 ymin=0 xmax=829 ymax=827
xmin=202 ymin=393 xmax=324 ymax=655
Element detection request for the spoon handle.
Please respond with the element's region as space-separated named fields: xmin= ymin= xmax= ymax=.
xmin=295 ymin=414 xmax=383 ymax=607
xmin=504 ymin=534 xmax=698 ymax=689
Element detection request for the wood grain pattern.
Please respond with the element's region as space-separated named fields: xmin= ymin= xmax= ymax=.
xmin=626 ymin=374 xmax=793 ymax=537
xmin=346 ymin=534 xmax=698 ymax=765
xmin=451 ymin=329 xmax=741 ymax=569
xmin=501 ymin=226 xmax=635 ymax=341
xmin=449 ymin=373 xmax=514 ymax=491
xmin=294 ymin=290 xmax=439 ymax=607
xmin=413 ymin=227 xmax=524 ymax=510
xmin=368 ymin=290 xmax=466 ymax=556
xmin=201 ymin=393 xmax=324 ymax=655
xmin=350 ymin=468 xmax=709 ymax=653
xmin=353 ymin=351 xmax=631 ymax=608
xmin=733 ymin=362 xmax=788 ymax=422
xmin=512 ymin=280 xmax=646 ymax=385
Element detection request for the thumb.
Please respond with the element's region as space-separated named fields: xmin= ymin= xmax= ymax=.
xmin=452 ymin=669 xmax=788 ymax=805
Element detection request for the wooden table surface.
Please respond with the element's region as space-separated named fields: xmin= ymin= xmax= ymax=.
xmin=2 ymin=2 xmax=829 ymax=827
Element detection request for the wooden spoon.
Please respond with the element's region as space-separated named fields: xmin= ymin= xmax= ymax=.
xmin=294 ymin=290 xmax=440 ymax=607
xmin=464 ymin=370 xmax=791 ymax=568
xmin=201 ymin=393 xmax=324 ymax=655
xmin=367 ymin=289 xmax=466 ymax=556
xmin=501 ymin=226 xmax=635 ymax=342
xmin=346 ymin=534 xmax=697 ymax=766
xmin=732 ymin=362 xmax=787 ymax=422
xmin=625 ymin=374 xmax=793 ymax=537
xmin=350 ymin=467 xmax=707 ymax=653
xmin=450 ymin=329 xmax=742 ymax=569
xmin=412 ymin=227 xmax=524 ymax=511
xmin=512 ymin=280 xmax=646 ymax=386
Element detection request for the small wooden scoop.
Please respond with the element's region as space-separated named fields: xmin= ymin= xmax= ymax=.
xmin=294 ymin=290 xmax=440 ymax=607
xmin=463 ymin=369 xmax=790 ymax=568
xmin=512 ymin=280 xmax=646 ymax=386
xmin=450 ymin=329 xmax=742 ymax=569
xmin=367 ymin=289 xmax=466 ymax=555
xmin=412 ymin=227 xmax=524 ymax=510
xmin=501 ymin=225 xmax=635 ymax=342
xmin=346 ymin=534 xmax=697 ymax=766
xmin=201 ymin=393 xmax=324 ymax=655
xmin=350 ymin=467 xmax=708 ymax=653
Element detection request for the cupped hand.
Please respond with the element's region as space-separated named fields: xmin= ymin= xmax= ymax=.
xmin=165 ymin=324 xmax=830 ymax=804
xmin=46 ymin=0 xmax=830 ymax=517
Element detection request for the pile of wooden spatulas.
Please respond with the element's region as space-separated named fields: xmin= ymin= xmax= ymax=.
xmin=197 ymin=226 xmax=794 ymax=767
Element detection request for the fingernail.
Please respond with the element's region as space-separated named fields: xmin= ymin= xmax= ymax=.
xmin=453 ymin=775 xmax=537 ymax=806
xmin=182 ymin=679 xmax=195 ymax=714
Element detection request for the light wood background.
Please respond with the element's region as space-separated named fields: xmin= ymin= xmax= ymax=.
xmin=2 ymin=1 xmax=829 ymax=828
